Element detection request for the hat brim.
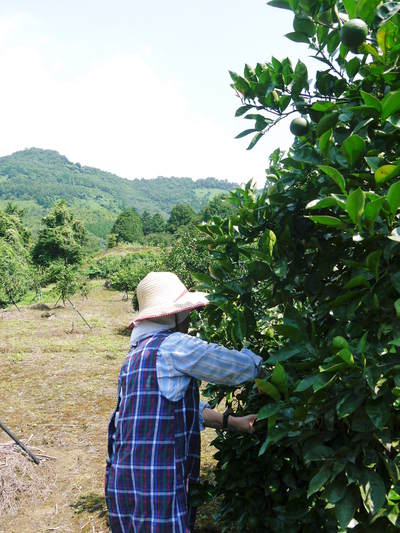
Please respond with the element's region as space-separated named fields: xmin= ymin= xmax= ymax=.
xmin=133 ymin=290 xmax=209 ymax=323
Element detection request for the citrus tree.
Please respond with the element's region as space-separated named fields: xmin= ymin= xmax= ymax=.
xmin=196 ymin=1 xmax=400 ymax=530
xmin=32 ymin=200 xmax=88 ymax=266
xmin=0 ymin=208 xmax=32 ymax=308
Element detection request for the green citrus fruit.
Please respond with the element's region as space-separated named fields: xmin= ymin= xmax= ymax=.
xmin=340 ymin=19 xmax=368 ymax=49
xmin=332 ymin=336 xmax=349 ymax=350
xmin=290 ymin=117 xmax=309 ymax=136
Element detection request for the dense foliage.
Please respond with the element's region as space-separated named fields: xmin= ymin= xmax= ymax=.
xmin=111 ymin=208 xmax=144 ymax=244
xmin=194 ymin=0 xmax=400 ymax=531
xmin=0 ymin=205 xmax=32 ymax=307
xmin=32 ymin=200 xmax=88 ymax=266
xmin=0 ymin=148 xmax=235 ymax=240
xmin=141 ymin=211 xmax=166 ymax=235
xmin=167 ymin=204 xmax=198 ymax=233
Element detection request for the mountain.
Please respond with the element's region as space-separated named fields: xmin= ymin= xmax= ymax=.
xmin=0 ymin=148 xmax=236 ymax=242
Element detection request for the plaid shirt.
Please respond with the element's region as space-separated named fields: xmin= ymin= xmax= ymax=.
xmin=106 ymin=332 xmax=200 ymax=533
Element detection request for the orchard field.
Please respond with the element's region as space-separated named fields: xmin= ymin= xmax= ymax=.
xmin=2 ymin=0 xmax=400 ymax=531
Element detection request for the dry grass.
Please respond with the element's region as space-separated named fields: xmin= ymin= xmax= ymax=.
xmin=0 ymin=283 xmax=219 ymax=533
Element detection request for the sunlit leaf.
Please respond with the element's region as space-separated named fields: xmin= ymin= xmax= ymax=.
xmin=374 ymin=164 xmax=400 ymax=184
xmin=346 ymin=188 xmax=365 ymax=224
xmin=342 ymin=135 xmax=366 ymax=167
xmin=318 ymin=165 xmax=346 ymax=193
xmin=382 ymin=89 xmax=400 ymax=121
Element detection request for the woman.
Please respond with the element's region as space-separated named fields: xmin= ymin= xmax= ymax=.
xmin=105 ymin=271 xmax=262 ymax=532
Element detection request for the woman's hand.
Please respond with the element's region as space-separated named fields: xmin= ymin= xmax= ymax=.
xmin=228 ymin=414 xmax=257 ymax=434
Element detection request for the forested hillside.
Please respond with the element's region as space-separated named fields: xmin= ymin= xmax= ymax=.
xmin=0 ymin=148 xmax=235 ymax=240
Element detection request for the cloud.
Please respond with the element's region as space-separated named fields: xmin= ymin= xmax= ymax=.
xmin=0 ymin=12 xmax=292 ymax=187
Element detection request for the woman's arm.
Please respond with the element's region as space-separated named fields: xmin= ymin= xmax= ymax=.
xmin=202 ymin=408 xmax=257 ymax=434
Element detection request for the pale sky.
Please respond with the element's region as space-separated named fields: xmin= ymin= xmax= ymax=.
xmin=0 ymin=1 xmax=311 ymax=187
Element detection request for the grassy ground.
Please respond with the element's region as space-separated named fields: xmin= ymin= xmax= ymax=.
xmin=0 ymin=281 xmax=219 ymax=533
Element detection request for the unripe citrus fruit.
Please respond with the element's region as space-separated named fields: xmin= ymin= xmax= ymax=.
xmin=290 ymin=117 xmax=309 ymax=136
xmin=332 ymin=336 xmax=349 ymax=350
xmin=340 ymin=19 xmax=368 ymax=49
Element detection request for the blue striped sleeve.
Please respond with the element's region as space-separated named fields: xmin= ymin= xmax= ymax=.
xmin=159 ymin=332 xmax=262 ymax=386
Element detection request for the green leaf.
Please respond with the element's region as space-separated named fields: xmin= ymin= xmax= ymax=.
xmin=360 ymin=90 xmax=382 ymax=112
xmin=293 ymin=16 xmax=315 ymax=37
xmin=326 ymin=477 xmax=347 ymax=504
xmin=360 ymin=470 xmax=386 ymax=515
xmin=312 ymin=102 xmax=336 ymax=112
xmin=304 ymin=443 xmax=334 ymax=463
xmin=375 ymin=164 xmax=400 ymax=184
xmin=295 ymin=375 xmax=318 ymax=392
xmin=391 ymin=272 xmax=400 ymax=293
xmin=335 ymin=486 xmax=359 ymax=529
xmin=336 ymin=391 xmax=363 ymax=418
xmin=395 ymin=298 xmax=400 ymax=319
xmin=247 ymin=132 xmax=264 ymax=150
xmin=235 ymin=105 xmax=252 ymax=117
xmin=319 ymin=128 xmax=332 ymax=156
xmin=346 ymin=188 xmax=365 ymax=224
xmin=365 ymin=198 xmax=384 ymax=222
xmin=366 ymin=250 xmax=382 ymax=280
xmin=271 ymin=363 xmax=288 ymax=398
xmin=255 ymin=378 xmax=281 ymax=401
xmin=342 ymin=0 xmax=357 ymax=18
xmin=356 ymin=0 xmax=381 ymax=25
xmin=387 ymin=181 xmax=400 ymax=214
xmin=257 ymin=403 xmax=281 ymax=421
xmin=346 ymin=57 xmax=360 ymax=79
xmin=316 ymin=111 xmax=339 ymax=138
xmin=366 ymin=398 xmax=390 ymax=429
xmin=267 ymin=0 xmax=291 ymax=10
xmin=285 ymin=32 xmax=310 ymax=44
xmin=342 ymin=135 xmax=366 ymax=167
xmin=343 ymin=274 xmax=370 ymax=289
xmin=319 ymin=165 xmax=346 ymax=193
xmin=306 ymin=197 xmax=340 ymax=210
xmin=260 ymin=229 xmax=277 ymax=257
xmin=235 ymin=129 xmax=257 ymax=139
xmin=336 ymin=348 xmax=355 ymax=366
xmin=307 ymin=465 xmax=331 ymax=498
xmin=308 ymin=215 xmax=343 ymax=227
xmin=378 ymin=20 xmax=399 ymax=57
xmin=382 ymin=89 xmax=400 ymax=121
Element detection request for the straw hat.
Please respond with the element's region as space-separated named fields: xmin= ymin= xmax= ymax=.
xmin=133 ymin=272 xmax=209 ymax=323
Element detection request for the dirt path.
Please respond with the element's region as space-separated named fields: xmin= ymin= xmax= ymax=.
xmin=0 ymin=283 xmax=218 ymax=533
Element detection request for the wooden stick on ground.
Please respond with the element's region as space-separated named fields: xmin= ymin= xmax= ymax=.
xmin=0 ymin=419 xmax=40 ymax=465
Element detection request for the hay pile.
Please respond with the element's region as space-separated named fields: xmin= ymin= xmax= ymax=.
xmin=0 ymin=439 xmax=55 ymax=515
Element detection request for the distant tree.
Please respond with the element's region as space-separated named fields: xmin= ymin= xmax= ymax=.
xmin=162 ymin=226 xmax=210 ymax=289
xmin=4 ymin=202 xmax=26 ymax=220
xmin=167 ymin=204 xmax=197 ymax=233
xmin=0 ymin=206 xmax=32 ymax=308
xmin=0 ymin=208 xmax=30 ymax=253
xmin=201 ymin=194 xmax=237 ymax=222
xmin=32 ymin=200 xmax=88 ymax=266
xmin=111 ymin=208 xmax=143 ymax=243
xmin=141 ymin=211 xmax=166 ymax=235
xmin=0 ymin=240 xmax=31 ymax=309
